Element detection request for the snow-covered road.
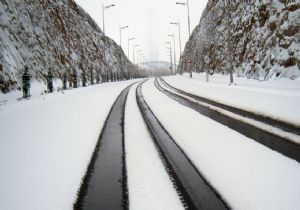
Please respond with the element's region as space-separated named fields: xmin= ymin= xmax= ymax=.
xmin=142 ymin=78 xmax=300 ymax=210
xmin=0 ymin=80 xmax=138 ymax=210
xmin=125 ymin=83 xmax=183 ymax=210
xmin=164 ymin=74 xmax=300 ymax=127
xmin=156 ymin=77 xmax=300 ymax=162
xmin=1 ymin=76 xmax=300 ymax=210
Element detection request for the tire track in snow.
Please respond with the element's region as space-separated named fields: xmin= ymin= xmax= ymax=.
xmin=125 ymin=83 xmax=183 ymax=210
xmin=159 ymin=77 xmax=300 ymax=136
xmin=136 ymin=81 xmax=228 ymax=210
xmin=74 ymin=83 xmax=134 ymax=210
xmin=156 ymin=78 xmax=300 ymax=163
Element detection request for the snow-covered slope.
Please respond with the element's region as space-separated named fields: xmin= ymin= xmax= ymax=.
xmin=178 ymin=0 xmax=300 ymax=80
xmin=0 ymin=0 xmax=137 ymax=93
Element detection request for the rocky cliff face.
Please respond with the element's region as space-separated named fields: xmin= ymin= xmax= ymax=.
xmin=178 ymin=0 xmax=300 ymax=80
xmin=0 ymin=0 xmax=137 ymax=93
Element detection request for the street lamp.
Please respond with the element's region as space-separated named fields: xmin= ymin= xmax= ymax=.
xmin=168 ymin=34 xmax=176 ymax=74
xmin=140 ymin=55 xmax=145 ymax=65
xmin=128 ymin=37 xmax=135 ymax=59
xmin=170 ymin=21 xmax=182 ymax=57
xmin=102 ymin=3 xmax=115 ymax=34
xmin=166 ymin=49 xmax=173 ymax=74
xmin=133 ymin=44 xmax=139 ymax=64
xmin=176 ymin=0 xmax=191 ymax=37
xmin=137 ymin=50 xmax=142 ymax=65
xmin=165 ymin=42 xmax=173 ymax=73
xmin=119 ymin=25 xmax=129 ymax=48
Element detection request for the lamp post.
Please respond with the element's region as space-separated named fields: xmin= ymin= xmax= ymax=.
xmin=166 ymin=49 xmax=173 ymax=74
xmin=176 ymin=0 xmax=191 ymax=37
xmin=168 ymin=34 xmax=176 ymax=74
xmin=128 ymin=37 xmax=135 ymax=59
xmin=165 ymin=42 xmax=173 ymax=73
xmin=137 ymin=50 xmax=142 ymax=66
xmin=170 ymin=21 xmax=182 ymax=57
xmin=140 ymin=54 xmax=145 ymax=65
xmin=119 ymin=25 xmax=129 ymax=48
xmin=133 ymin=44 xmax=139 ymax=64
xmin=102 ymin=3 xmax=115 ymax=34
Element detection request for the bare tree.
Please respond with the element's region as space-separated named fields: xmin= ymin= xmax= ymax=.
xmin=226 ymin=4 xmax=234 ymax=84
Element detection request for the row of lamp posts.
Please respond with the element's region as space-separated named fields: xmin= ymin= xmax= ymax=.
xmin=166 ymin=0 xmax=191 ymax=77
xmin=102 ymin=2 xmax=145 ymax=75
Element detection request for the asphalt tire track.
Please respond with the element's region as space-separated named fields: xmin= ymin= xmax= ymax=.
xmin=74 ymin=84 xmax=133 ymax=210
xmin=136 ymin=81 xmax=229 ymax=210
xmin=156 ymin=78 xmax=300 ymax=162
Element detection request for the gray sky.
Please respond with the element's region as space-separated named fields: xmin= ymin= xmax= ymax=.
xmin=74 ymin=0 xmax=208 ymax=63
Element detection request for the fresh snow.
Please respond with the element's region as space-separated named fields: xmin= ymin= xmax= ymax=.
xmin=142 ymin=79 xmax=300 ymax=210
xmin=164 ymin=73 xmax=300 ymax=126
xmin=0 ymin=80 xmax=138 ymax=210
xmin=125 ymin=83 xmax=183 ymax=210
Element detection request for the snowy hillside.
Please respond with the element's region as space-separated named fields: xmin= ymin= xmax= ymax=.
xmin=0 ymin=0 xmax=137 ymax=93
xmin=178 ymin=0 xmax=300 ymax=80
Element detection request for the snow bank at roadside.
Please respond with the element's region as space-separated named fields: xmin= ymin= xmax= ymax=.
xmin=125 ymin=83 xmax=183 ymax=210
xmin=0 ymin=80 xmax=137 ymax=210
xmin=164 ymin=74 xmax=300 ymax=126
xmin=142 ymin=79 xmax=300 ymax=210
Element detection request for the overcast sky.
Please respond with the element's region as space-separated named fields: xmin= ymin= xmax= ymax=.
xmin=74 ymin=0 xmax=208 ymax=63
